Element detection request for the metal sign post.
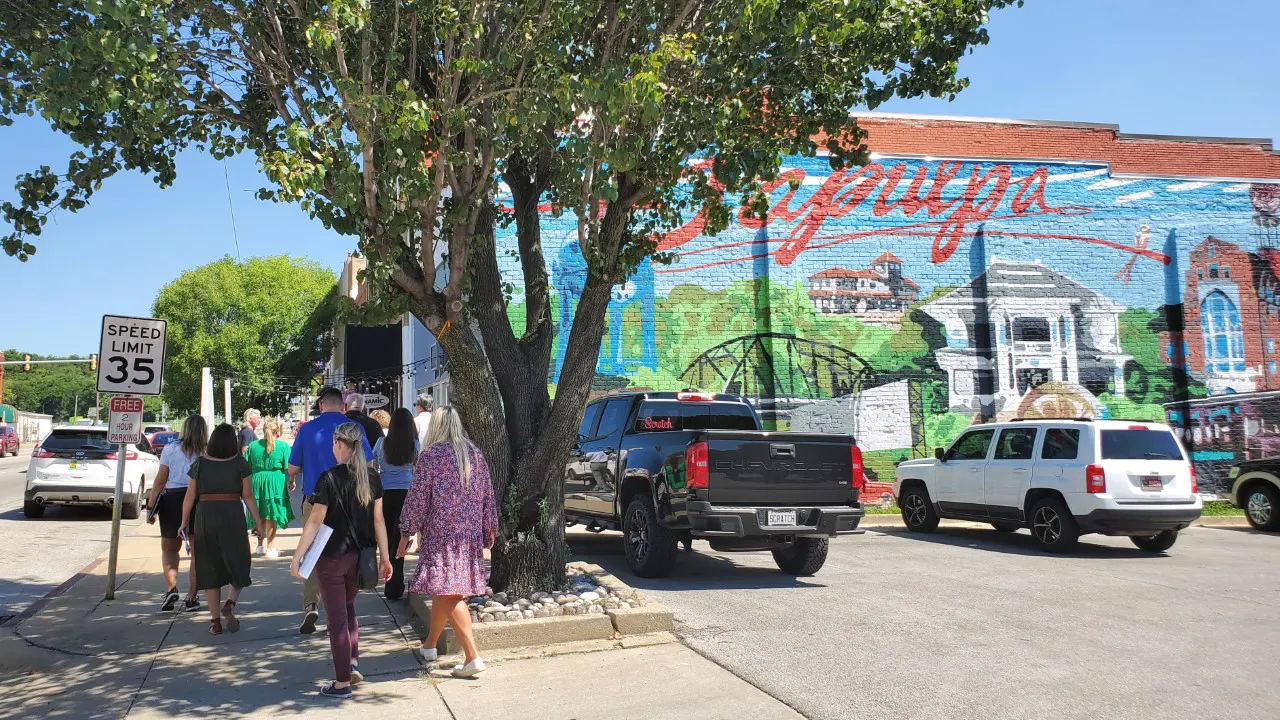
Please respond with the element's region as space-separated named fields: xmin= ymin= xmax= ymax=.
xmin=99 ymin=314 xmax=166 ymax=602
xmin=105 ymin=395 xmax=144 ymax=600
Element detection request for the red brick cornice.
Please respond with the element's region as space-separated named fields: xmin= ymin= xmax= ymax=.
xmin=828 ymin=113 xmax=1280 ymax=181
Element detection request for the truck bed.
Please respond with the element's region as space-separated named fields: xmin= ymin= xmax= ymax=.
xmin=700 ymin=431 xmax=857 ymax=506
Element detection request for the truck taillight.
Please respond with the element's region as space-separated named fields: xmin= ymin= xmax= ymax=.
xmin=105 ymin=451 xmax=138 ymax=461
xmin=1086 ymin=464 xmax=1106 ymax=494
xmin=687 ymin=441 xmax=709 ymax=490
xmin=850 ymin=446 xmax=866 ymax=491
xmin=676 ymin=392 xmax=715 ymax=402
xmin=1190 ymin=465 xmax=1198 ymax=494
xmin=32 ymin=448 xmax=55 ymax=459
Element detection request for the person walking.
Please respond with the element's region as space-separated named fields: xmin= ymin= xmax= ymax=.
xmin=246 ymin=417 xmax=293 ymax=558
xmin=344 ymin=392 xmax=385 ymax=447
xmin=369 ymin=409 xmax=391 ymax=435
xmin=291 ymin=423 xmax=392 ymax=699
xmin=372 ymin=408 xmax=419 ymax=600
xmin=181 ymin=423 xmax=265 ymax=635
xmin=398 ymin=406 xmax=497 ymax=678
xmin=413 ymin=393 xmax=433 ymax=446
xmin=147 ymin=414 xmax=207 ymax=613
xmin=288 ymin=387 xmax=372 ymax=634
xmin=239 ymin=408 xmax=261 ymax=453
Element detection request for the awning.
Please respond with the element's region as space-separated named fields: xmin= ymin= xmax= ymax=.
xmin=0 ymin=405 xmax=15 ymax=423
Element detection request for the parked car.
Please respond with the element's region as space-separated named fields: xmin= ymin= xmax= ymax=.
xmin=143 ymin=424 xmax=172 ymax=444
xmin=893 ymin=419 xmax=1202 ymax=553
xmin=1227 ymin=457 xmax=1280 ymax=531
xmin=23 ymin=425 xmax=160 ymax=519
xmin=149 ymin=431 xmax=180 ymax=454
xmin=564 ymin=391 xmax=865 ymax=577
xmin=0 ymin=425 xmax=18 ymax=457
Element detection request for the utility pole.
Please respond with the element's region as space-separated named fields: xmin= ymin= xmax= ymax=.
xmin=74 ymin=393 xmax=79 ymax=417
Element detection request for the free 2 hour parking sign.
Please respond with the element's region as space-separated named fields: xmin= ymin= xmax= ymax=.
xmin=97 ymin=314 xmax=167 ymax=395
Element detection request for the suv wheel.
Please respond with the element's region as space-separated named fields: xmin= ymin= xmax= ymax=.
xmin=772 ymin=537 xmax=829 ymax=576
xmin=121 ymin=481 xmax=144 ymax=521
xmin=23 ymin=501 xmax=45 ymax=519
xmin=622 ymin=495 xmax=678 ymax=578
xmin=1244 ymin=483 xmax=1280 ymax=532
xmin=1029 ymin=497 xmax=1079 ymax=553
xmin=991 ymin=522 xmax=1020 ymax=533
xmin=1130 ymin=529 xmax=1179 ymax=553
xmin=900 ymin=485 xmax=939 ymax=532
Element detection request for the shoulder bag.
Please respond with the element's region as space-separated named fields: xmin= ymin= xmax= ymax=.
xmin=333 ymin=482 xmax=380 ymax=590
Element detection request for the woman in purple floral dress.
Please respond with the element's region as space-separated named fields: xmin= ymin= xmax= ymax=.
xmin=397 ymin=406 xmax=497 ymax=678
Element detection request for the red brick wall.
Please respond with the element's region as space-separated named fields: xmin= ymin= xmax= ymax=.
xmin=815 ymin=116 xmax=1280 ymax=180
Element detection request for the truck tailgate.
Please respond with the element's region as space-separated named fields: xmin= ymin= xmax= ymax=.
xmin=702 ymin=431 xmax=855 ymax=506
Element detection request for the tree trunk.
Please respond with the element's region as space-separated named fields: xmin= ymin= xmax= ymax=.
xmin=487 ymin=274 xmax=614 ymax=597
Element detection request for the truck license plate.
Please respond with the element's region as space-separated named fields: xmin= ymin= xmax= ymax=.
xmin=767 ymin=510 xmax=797 ymax=526
xmin=1141 ymin=475 xmax=1163 ymax=490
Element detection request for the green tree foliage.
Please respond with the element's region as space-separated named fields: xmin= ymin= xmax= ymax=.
xmin=0 ymin=351 xmax=96 ymax=419
xmin=152 ymin=256 xmax=338 ymax=415
xmin=1 ymin=0 xmax=1016 ymax=593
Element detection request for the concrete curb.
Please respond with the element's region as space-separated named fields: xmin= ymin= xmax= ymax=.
xmin=409 ymin=561 xmax=675 ymax=654
xmin=857 ymin=513 xmax=1250 ymax=529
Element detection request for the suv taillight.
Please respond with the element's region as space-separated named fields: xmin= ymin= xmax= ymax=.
xmin=687 ymin=441 xmax=709 ymax=490
xmin=850 ymin=446 xmax=866 ymax=492
xmin=1086 ymin=464 xmax=1106 ymax=494
xmin=104 ymin=451 xmax=138 ymax=461
xmin=32 ymin=448 xmax=55 ymax=459
xmin=1190 ymin=465 xmax=1198 ymax=494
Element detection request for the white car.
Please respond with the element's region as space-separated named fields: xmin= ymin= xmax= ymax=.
xmin=892 ymin=419 xmax=1202 ymax=553
xmin=23 ymin=425 xmax=161 ymax=520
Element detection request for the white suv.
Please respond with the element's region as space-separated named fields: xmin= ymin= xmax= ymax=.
xmin=23 ymin=425 xmax=160 ymax=519
xmin=892 ymin=420 xmax=1202 ymax=553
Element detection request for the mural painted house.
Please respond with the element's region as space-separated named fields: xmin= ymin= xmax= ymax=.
xmin=808 ymin=252 xmax=920 ymax=327
xmin=470 ymin=112 xmax=1280 ymax=493
xmin=920 ymin=259 xmax=1129 ymax=417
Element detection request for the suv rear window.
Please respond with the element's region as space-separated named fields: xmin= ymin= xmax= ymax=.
xmin=43 ymin=430 xmax=113 ymax=452
xmin=632 ymin=401 xmax=758 ymax=433
xmin=1100 ymin=429 xmax=1184 ymax=460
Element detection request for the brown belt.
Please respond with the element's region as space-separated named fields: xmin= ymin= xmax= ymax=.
xmin=201 ymin=493 xmax=241 ymax=502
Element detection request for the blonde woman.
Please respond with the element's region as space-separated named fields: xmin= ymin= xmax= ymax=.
xmin=291 ymin=423 xmax=392 ymax=699
xmin=245 ymin=417 xmax=294 ymax=557
xmin=369 ymin=409 xmax=391 ymax=435
xmin=397 ymin=407 xmax=497 ymax=678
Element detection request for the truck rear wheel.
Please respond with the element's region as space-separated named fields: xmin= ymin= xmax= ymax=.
xmin=771 ymin=537 xmax=829 ymax=576
xmin=623 ymin=495 xmax=678 ymax=578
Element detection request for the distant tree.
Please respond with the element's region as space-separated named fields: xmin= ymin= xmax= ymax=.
xmin=152 ymin=256 xmax=338 ymax=415
xmin=1 ymin=350 xmax=96 ymax=419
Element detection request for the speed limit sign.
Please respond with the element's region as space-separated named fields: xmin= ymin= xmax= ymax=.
xmin=97 ymin=315 xmax=167 ymax=395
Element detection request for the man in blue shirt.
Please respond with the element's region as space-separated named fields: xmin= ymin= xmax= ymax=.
xmin=288 ymin=386 xmax=372 ymax=634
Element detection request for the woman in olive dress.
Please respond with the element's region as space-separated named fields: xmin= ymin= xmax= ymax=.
xmin=182 ymin=423 xmax=264 ymax=635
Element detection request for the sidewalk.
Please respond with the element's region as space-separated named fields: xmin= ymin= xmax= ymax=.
xmin=0 ymin=519 xmax=803 ymax=720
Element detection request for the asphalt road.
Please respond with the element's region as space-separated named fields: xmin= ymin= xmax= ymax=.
xmin=569 ymin=524 xmax=1280 ymax=720
xmin=0 ymin=451 xmax=145 ymax=621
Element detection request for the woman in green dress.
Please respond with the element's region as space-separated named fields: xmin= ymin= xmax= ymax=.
xmin=246 ymin=417 xmax=293 ymax=558
xmin=182 ymin=423 xmax=264 ymax=635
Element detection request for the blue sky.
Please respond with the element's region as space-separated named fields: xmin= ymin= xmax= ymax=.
xmin=2 ymin=0 xmax=1277 ymax=356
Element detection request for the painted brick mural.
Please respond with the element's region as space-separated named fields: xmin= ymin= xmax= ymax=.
xmin=495 ymin=117 xmax=1280 ymax=494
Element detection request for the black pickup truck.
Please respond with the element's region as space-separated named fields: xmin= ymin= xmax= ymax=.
xmin=565 ymin=391 xmax=865 ymax=577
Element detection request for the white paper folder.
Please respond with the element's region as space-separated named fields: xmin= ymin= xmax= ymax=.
xmin=298 ymin=525 xmax=333 ymax=579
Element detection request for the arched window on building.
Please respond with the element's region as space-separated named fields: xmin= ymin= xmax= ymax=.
xmin=1200 ymin=291 xmax=1246 ymax=373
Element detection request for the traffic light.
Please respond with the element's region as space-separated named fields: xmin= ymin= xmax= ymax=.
xmin=22 ymin=354 xmax=30 ymax=372
xmin=89 ymin=354 xmax=97 ymax=371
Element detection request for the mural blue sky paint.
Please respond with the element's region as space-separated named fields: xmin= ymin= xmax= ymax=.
xmin=495 ymin=158 xmax=1263 ymax=312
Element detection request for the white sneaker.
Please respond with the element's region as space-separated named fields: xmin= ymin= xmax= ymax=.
xmin=415 ymin=644 xmax=438 ymax=663
xmin=254 ymin=545 xmax=264 ymax=556
xmin=451 ymin=658 xmax=485 ymax=678
xmin=265 ymin=548 xmax=280 ymax=559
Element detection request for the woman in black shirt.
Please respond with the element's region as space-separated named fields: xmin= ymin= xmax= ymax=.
xmin=291 ymin=422 xmax=391 ymax=699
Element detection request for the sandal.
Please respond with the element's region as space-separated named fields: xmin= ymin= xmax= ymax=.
xmin=209 ymin=619 xmax=222 ymax=635
xmin=221 ymin=600 xmax=240 ymax=633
